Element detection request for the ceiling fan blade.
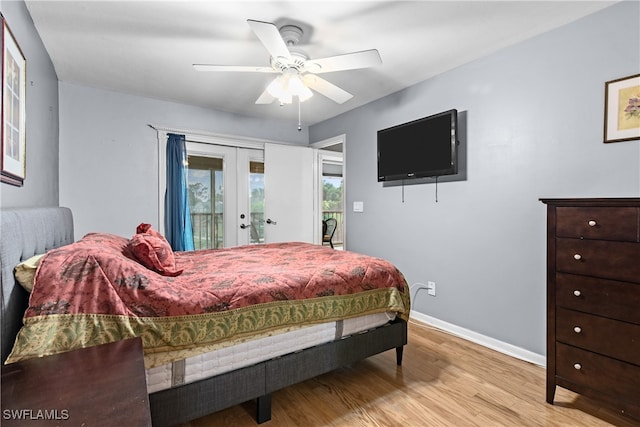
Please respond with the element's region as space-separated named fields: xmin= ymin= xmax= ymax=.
xmin=305 ymin=49 xmax=382 ymax=74
xmin=302 ymin=75 xmax=353 ymax=104
xmin=255 ymin=87 xmax=276 ymax=104
xmin=193 ymin=64 xmax=277 ymax=73
xmin=247 ymin=19 xmax=292 ymax=62
xmin=255 ymin=76 xmax=281 ymax=104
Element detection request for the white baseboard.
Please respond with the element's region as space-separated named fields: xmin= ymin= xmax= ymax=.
xmin=410 ymin=310 xmax=546 ymax=367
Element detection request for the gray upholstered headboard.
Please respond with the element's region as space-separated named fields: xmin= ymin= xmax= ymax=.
xmin=0 ymin=207 xmax=74 ymax=363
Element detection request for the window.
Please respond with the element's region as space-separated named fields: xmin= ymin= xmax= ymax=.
xmin=249 ymin=161 xmax=265 ymax=243
xmin=187 ymin=156 xmax=224 ymax=249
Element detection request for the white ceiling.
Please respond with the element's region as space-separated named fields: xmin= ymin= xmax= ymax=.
xmin=25 ymin=1 xmax=617 ymax=126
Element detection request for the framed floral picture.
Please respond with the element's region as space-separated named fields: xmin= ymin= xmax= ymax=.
xmin=604 ymin=73 xmax=640 ymax=144
xmin=1 ymin=14 xmax=27 ymax=186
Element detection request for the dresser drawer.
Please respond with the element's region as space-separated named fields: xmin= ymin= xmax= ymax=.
xmin=556 ymin=273 xmax=640 ymax=324
xmin=556 ymin=238 xmax=640 ymax=283
xmin=556 ymin=207 xmax=638 ymax=242
xmin=556 ymin=308 xmax=640 ymax=365
xmin=556 ymin=343 xmax=640 ymax=405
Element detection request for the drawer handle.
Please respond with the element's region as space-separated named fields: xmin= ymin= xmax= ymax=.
xmin=573 ymin=326 xmax=582 ymax=334
xmin=574 ymin=363 xmax=582 ymax=370
xmin=588 ymin=220 xmax=597 ymax=227
xmin=573 ymin=290 xmax=581 ymax=297
xmin=573 ymin=254 xmax=582 ymax=261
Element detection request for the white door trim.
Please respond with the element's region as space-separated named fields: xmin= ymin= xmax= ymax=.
xmin=310 ymin=134 xmax=346 ymax=249
xmin=310 ymin=134 xmax=345 ymax=150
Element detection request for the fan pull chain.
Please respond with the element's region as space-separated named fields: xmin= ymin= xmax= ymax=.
xmin=297 ymin=98 xmax=302 ymax=132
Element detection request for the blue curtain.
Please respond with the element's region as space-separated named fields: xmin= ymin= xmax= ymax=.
xmin=165 ymin=133 xmax=195 ymax=251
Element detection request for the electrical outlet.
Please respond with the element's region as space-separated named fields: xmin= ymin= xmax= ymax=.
xmin=427 ymin=281 xmax=436 ymax=296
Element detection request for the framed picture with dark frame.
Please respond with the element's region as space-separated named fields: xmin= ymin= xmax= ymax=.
xmin=1 ymin=14 xmax=27 ymax=186
xmin=604 ymin=73 xmax=640 ymax=144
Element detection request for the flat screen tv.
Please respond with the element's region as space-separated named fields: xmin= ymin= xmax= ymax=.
xmin=377 ymin=109 xmax=458 ymax=182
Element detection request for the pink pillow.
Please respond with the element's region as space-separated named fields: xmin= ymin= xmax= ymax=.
xmin=136 ymin=223 xmax=166 ymax=240
xmin=129 ymin=226 xmax=182 ymax=277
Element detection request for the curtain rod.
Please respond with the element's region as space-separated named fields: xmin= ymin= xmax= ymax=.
xmin=145 ymin=124 xmax=298 ymax=148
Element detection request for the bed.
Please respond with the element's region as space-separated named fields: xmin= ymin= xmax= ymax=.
xmin=1 ymin=207 xmax=409 ymax=426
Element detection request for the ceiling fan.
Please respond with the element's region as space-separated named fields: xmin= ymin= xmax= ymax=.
xmin=194 ymin=19 xmax=382 ymax=106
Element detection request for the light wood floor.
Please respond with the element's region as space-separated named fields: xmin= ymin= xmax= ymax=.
xmin=180 ymin=321 xmax=638 ymax=426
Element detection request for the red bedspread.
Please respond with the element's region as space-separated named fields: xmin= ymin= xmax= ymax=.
xmin=27 ymin=233 xmax=407 ymax=317
xmin=8 ymin=233 xmax=409 ymax=365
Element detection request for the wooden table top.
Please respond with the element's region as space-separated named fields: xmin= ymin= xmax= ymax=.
xmin=2 ymin=337 xmax=151 ymax=426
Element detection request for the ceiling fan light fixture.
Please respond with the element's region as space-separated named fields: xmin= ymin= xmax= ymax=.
xmin=288 ymin=73 xmax=304 ymax=92
xmin=266 ymin=75 xmax=286 ymax=98
xmin=266 ymin=70 xmax=312 ymax=104
xmin=298 ymin=85 xmax=314 ymax=102
xmin=280 ymin=92 xmax=293 ymax=104
xmin=288 ymin=73 xmax=313 ymax=102
xmin=267 ymin=75 xmax=292 ymax=103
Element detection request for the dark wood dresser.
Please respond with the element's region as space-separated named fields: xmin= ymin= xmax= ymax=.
xmin=541 ymin=198 xmax=640 ymax=420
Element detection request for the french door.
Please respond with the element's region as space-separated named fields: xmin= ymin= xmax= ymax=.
xmin=237 ymin=148 xmax=265 ymax=246
xmin=263 ymin=143 xmax=314 ymax=243
xmin=185 ymin=142 xmax=313 ymax=248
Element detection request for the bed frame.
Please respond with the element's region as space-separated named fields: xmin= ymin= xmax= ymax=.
xmin=0 ymin=207 xmax=407 ymax=426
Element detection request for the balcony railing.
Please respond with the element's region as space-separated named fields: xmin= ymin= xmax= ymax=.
xmin=191 ymin=211 xmax=343 ymax=249
xmin=191 ymin=212 xmax=265 ymax=249
xmin=191 ymin=212 xmax=222 ymax=250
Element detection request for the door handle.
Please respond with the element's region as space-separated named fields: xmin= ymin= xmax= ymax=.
xmin=265 ymin=218 xmax=277 ymax=225
xmin=240 ymin=223 xmax=251 ymax=229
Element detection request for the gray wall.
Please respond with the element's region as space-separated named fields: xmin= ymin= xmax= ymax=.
xmin=58 ymin=82 xmax=308 ymax=239
xmin=0 ymin=0 xmax=59 ymax=208
xmin=310 ymin=1 xmax=640 ymax=356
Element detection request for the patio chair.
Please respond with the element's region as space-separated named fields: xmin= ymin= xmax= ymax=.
xmin=322 ymin=218 xmax=337 ymax=249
